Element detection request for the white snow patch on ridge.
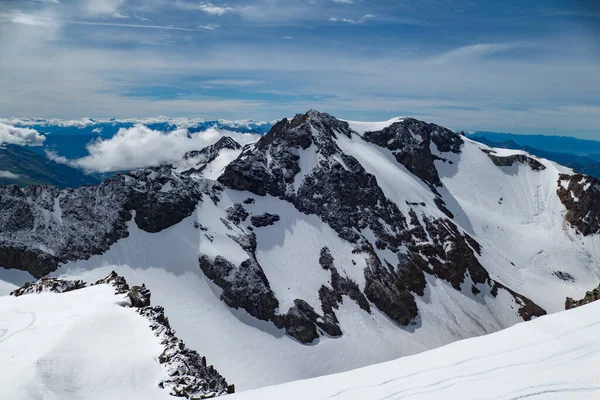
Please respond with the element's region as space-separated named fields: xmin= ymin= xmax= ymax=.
xmin=344 ymin=117 xmax=404 ymax=135
xmin=0 ymin=285 xmax=170 ymax=400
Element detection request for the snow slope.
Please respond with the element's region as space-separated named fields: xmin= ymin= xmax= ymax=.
xmin=55 ymin=191 xmax=525 ymax=391
xmin=0 ymin=285 xmax=170 ymax=400
xmin=230 ymin=301 xmax=600 ymax=400
xmin=437 ymin=138 xmax=600 ymax=312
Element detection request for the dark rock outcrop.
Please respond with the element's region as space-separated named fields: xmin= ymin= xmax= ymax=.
xmin=10 ymin=276 xmax=87 ymax=296
xmin=491 ymin=282 xmax=546 ymax=321
xmin=557 ymin=173 xmax=600 ymax=236
xmin=226 ymin=204 xmax=249 ymax=224
xmin=95 ymin=270 xmax=130 ymax=294
xmin=128 ymin=284 xmax=151 ymax=307
xmin=565 ymin=283 xmax=600 ymax=310
xmin=487 ymin=153 xmax=546 ymax=171
xmin=250 ymin=213 xmax=280 ymax=227
xmin=362 ymin=118 xmax=462 ymax=188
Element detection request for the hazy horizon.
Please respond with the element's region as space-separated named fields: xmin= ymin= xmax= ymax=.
xmin=1 ymin=0 xmax=599 ymax=138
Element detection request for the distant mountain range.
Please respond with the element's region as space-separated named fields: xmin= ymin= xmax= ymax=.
xmin=0 ymin=144 xmax=101 ymax=187
xmin=468 ymin=131 xmax=600 ymax=159
xmin=470 ymin=136 xmax=600 ymax=179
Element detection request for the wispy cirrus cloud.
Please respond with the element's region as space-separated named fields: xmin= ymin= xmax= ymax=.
xmin=329 ymin=14 xmax=375 ymax=24
xmin=435 ymin=43 xmax=516 ymax=63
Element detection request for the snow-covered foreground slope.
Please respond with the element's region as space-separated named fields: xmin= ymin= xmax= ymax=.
xmin=0 ymin=285 xmax=169 ymax=400
xmin=231 ymin=302 xmax=600 ymax=400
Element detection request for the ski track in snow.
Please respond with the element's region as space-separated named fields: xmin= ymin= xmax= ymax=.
xmin=230 ymin=302 xmax=600 ymax=400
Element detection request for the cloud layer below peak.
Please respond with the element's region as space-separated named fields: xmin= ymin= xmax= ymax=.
xmin=65 ymin=125 xmax=260 ymax=173
xmin=0 ymin=123 xmax=45 ymax=146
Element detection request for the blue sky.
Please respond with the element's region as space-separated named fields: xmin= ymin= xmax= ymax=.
xmin=0 ymin=0 xmax=599 ymax=137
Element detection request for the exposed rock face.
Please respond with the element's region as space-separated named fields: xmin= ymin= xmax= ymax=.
xmin=219 ymin=110 xmax=354 ymax=198
xmin=362 ymin=118 xmax=462 ymax=188
xmin=226 ymin=204 xmax=249 ymax=225
xmin=486 ymin=153 xmax=546 ymax=171
xmin=128 ymin=284 xmax=152 ymax=307
xmin=0 ymin=166 xmax=213 ymax=277
xmin=216 ymin=110 xmax=546 ymax=336
xmin=565 ymin=283 xmax=600 ymax=310
xmin=318 ymin=247 xmax=370 ymax=329
xmin=10 ymin=272 xmax=234 ymax=399
xmin=557 ymin=174 xmax=600 ymax=236
xmin=200 ymin=253 xmax=280 ymax=322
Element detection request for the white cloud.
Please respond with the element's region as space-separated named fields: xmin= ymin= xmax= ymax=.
xmin=0 ymin=171 xmax=21 ymax=179
xmin=332 ymin=0 xmax=354 ymax=3
xmin=282 ymin=36 xmax=293 ymax=40
xmin=71 ymin=125 xmax=260 ymax=173
xmin=83 ymin=0 xmax=125 ymax=16
xmin=0 ymin=123 xmax=45 ymax=146
xmin=436 ymin=43 xmax=515 ymax=63
xmin=329 ymin=14 xmax=375 ymax=24
xmin=176 ymin=2 xmax=234 ymax=15
xmin=199 ymin=3 xmax=234 ymax=15
xmin=45 ymin=150 xmax=71 ymax=165
xmin=199 ymin=24 xmax=220 ymax=30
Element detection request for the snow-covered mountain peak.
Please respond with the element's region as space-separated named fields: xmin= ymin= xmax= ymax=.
xmin=2 ymin=109 xmax=600 ymax=392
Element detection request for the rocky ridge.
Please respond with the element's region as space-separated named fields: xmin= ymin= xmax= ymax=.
xmin=0 ymin=165 xmax=220 ymax=278
xmin=11 ymin=271 xmax=234 ymax=399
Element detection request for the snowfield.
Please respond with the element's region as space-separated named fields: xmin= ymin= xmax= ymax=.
xmin=230 ymin=301 xmax=600 ymax=400
xmin=54 ymin=193 xmax=525 ymax=391
xmin=0 ymin=285 xmax=170 ymax=400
